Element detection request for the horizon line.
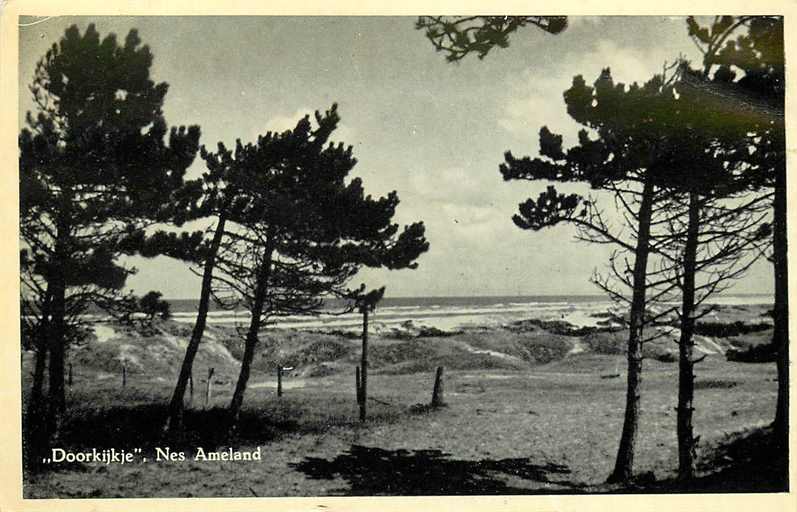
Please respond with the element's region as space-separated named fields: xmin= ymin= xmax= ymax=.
xmin=160 ymin=291 xmax=775 ymax=302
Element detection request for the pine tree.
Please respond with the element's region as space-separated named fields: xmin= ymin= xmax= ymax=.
xmin=684 ymin=14 xmax=787 ymax=452
xmin=192 ymin=105 xmax=428 ymax=428
xmin=632 ymin=78 xmax=771 ymax=479
xmin=504 ymin=62 xmax=774 ymax=481
xmin=142 ymin=142 xmax=243 ymax=436
xmin=501 ymin=69 xmax=700 ymax=482
xmin=18 ymin=24 xmax=200 ymax=449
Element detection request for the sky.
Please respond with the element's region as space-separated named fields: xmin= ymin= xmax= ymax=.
xmin=18 ymin=15 xmax=776 ymax=299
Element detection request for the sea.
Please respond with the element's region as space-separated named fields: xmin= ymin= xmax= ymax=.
xmin=166 ymin=294 xmax=773 ymax=333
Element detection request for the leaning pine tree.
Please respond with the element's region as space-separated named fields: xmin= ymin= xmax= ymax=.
xmin=142 ymin=141 xmax=252 ymax=436
xmin=18 ymin=24 xmax=200 ymax=455
xmin=206 ymin=105 xmax=428 ymax=428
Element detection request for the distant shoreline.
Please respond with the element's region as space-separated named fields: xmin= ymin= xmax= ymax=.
xmin=78 ymin=295 xmax=773 ymax=335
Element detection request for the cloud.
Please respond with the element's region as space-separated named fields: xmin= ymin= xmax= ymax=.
xmin=261 ymin=107 xmax=312 ymax=135
xmin=258 ymin=107 xmax=357 ymax=145
xmin=565 ymin=16 xmax=605 ymax=29
xmin=497 ymin=38 xmax=682 ymax=150
xmin=409 ymin=166 xmax=493 ymax=206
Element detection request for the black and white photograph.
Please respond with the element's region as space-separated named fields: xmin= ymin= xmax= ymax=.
xmin=8 ymin=7 xmax=793 ymax=503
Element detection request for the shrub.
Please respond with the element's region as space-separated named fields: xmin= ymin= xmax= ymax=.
xmin=726 ymin=344 xmax=777 ymax=363
xmin=694 ymin=321 xmax=771 ymax=338
xmin=138 ymin=291 xmax=171 ymax=321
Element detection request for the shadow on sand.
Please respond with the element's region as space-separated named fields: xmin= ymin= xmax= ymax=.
xmin=293 ymin=445 xmax=583 ymax=495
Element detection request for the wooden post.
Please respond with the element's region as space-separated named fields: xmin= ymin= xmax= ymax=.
xmin=431 ymin=366 xmax=445 ymax=407
xmin=205 ymin=367 xmax=215 ymax=408
xmin=277 ymin=366 xmax=283 ymax=397
xmin=359 ymin=309 xmax=369 ymax=422
xmin=68 ymin=362 xmax=73 ymax=387
xmin=355 ymin=365 xmax=362 ymax=404
xmin=188 ymin=371 xmax=194 ymax=407
xmin=122 ymin=363 xmax=127 ymax=388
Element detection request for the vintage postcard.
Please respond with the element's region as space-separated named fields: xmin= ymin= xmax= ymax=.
xmin=1 ymin=1 xmax=795 ymax=511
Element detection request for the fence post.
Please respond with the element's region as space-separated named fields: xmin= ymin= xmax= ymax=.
xmin=431 ymin=366 xmax=445 ymax=407
xmin=122 ymin=363 xmax=127 ymax=388
xmin=188 ymin=371 xmax=194 ymax=407
xmin=68 ymin=362 xmax=73 ymax=387
xmin=277 ymin=366 xmax=283 ymax=397
xmin=359 ymin=309 xmax=369 ymax=422
xmin=355 ymin=365 xmax=362 ymax=404
xmin=205 ymin=367 xmax=215 ymax=408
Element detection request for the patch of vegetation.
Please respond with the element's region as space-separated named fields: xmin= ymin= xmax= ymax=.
xmin=515 ymin=335 xmax=574 ymax=363
xmin=382 ymin=321 xmax=463 ymax=340
xmin=381 ymin=350 xmax=527 ymax=375
xmin=653 ymin=351 xmax=678 ymax=363
xmin=694 ymin=379 xmax=738 ymax=390
xmin=282 ymin=339 xmax=354 ymax=368
xmin=509 ymin=318 xmax=612 ymax=337
xmin=139 ymin=291 xmax=172 ymax=322
xmin=369 ymin=340 xmax=440 ymax=368
xmin=582 ymin=331 xmax=626 ymax=355
xmin=693 ymin=321 xmax=771 ymax=338
xmin=308 ymin=329 xmax=361 ymax=340
xmin=726 ymin=344 xmax=776 ymax=363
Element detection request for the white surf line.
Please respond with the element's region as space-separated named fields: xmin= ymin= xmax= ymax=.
xmin=168 ymin=302 xmax=614 ymax=322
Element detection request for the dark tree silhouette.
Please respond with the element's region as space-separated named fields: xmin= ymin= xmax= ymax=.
xmin=652 ymin=191 xmax=770 ymax=480
xmin=417 ymin=12 xmax=784 ymax=484
xmin=502 ymin=68 xmax=700 ymax=482
xmin=138 ymin=291 xmax=171 ymax=321
xmin=506 ymin=61 xmax=775 ymax=481
xmin=684 ymin=14 xmax=787 ymax=452
xmin=142 ymin=142 xmax=245 ymax=436
xmin=206 ymin=105 xmax=428 ymax=427
xmin=18 ymin=23 xmax=200 ymax=449
xmin=416 ymin=16 xmax=567 ymax=62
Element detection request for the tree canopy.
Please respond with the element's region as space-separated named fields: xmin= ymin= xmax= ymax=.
xmin=416 ymin=16 xmax=568 ymax=62
xmin=19 ymin=23 xmax=200 ymax=448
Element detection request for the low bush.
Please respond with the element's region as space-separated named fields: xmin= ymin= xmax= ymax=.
xmin=694 ymin=321 xmax=771 ymax=338
xmin=726 ymin=344 xmax=776 ymax=363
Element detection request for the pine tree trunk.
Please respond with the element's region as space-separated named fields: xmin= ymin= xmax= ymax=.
xmin=25 ymin=282 xmax=55 ymax=468
xmin=359 ymin=309 xmax=369 ymax=422
xmin=25 ymin=345 xmax=49 ymax=467
xmin=46 ymin=210 xmax=71 ymax=439
xmin=773 ymin=165 xmax=788 ymax=447
xmin=229 ymin=248 xmax=273 ymax=426
xmin=30 ymin=346 xmax=48 ymax=415
xmin=607 ymin=178 xmax=655 ymax=484
xmin=46 ymin=266 xmax=67 ymax=438
xmin=677 ymin=192 xmax=700 ymax=481
xmin=228 ymin=297 xmax=265 ymax=425
xmin=166 ymin=214 xmax=227 ymax=435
